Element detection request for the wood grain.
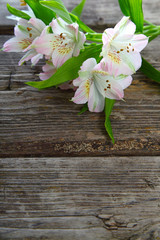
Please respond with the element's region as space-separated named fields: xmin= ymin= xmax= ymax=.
xmin=0 ymin=35 xmax=160 ymax=157
xmin=1 ymin=0 xmax=160 ymax=32
xmin=0 ymin=157 xmax=160 ymax=239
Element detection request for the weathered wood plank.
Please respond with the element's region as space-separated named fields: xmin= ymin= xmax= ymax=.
xmin=1 ymin=0 xmax=160 ymax=32
xmin=0 ymin=157 xmax=160 ymax=239
xmin=0 ymin=35 xmax=160 ymax=157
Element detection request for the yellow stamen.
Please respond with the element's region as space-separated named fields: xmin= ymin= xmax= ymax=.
xmin=19 ymin=38 xmax=32 ymax=49
xmin=85 ymin=80 xmax=90 ymax=97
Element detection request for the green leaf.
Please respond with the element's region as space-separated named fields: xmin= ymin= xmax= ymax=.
xmin=69 ymin=13 xmax=95 ymax=33
xmin=86 ymin=32 xmax=102 ymax=42
xmin=71 ymin=0 xmax=86 ymax=18
xmin=40 ymin=0 xmax=72 ymax=24
xmin=25 ymin=0 xmax=56 ymax=25
xmin=78 ymin=103 xmax=88 ymax=115
xmin=118 ymin=0 xmax=143 ymax=32
xmin=26 ymin=44 xmax=102 ymax=89
xmin=143 ymin=23 xmax=160 ymax=42
xmin=104 ymin=98 xmax=115 ymax=144
xmin=140 ymin=58 xmax=160 ymax=84
xmin=6 ymin=3 xmax=31 ymax=20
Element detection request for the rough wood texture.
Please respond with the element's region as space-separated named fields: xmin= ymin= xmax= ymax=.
xmin=1 ymin=0 xmax=160 ymax=31
xmin=0 ymin=35 xmax=160 ymax=157
xmin=0 ymin=1 xmax=160 ymax=239
xmin=0 ymin=157 xmax=160 ymax=240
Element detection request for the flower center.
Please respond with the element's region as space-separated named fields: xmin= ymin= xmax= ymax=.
xmin=19 ymin=38 xmax=32 ymax=49
xmin=108 ymin=51 xmax=121 ymax=64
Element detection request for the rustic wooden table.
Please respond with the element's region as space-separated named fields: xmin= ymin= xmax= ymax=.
xmin=0 ymin=0 xmax=160 ymax=239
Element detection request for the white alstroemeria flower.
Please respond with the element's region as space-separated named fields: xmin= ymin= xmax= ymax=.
xmin=72 ymin=58 xmax=132 ymax=112
xmin=32 ymin=17 xmax=86 ymax=68
xmin=101 ymin=16 xmax=148 ymax=75
xmin=3 ymin=18 xmax=46 ymax=65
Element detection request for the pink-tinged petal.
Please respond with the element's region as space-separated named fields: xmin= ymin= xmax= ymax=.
xmin=72 ymin=80 xmax=91 ymax=104
xmin=78 ymin=58 xmax=97 ymax=81
xmin=102 ymin=48 xmax=142 ymax=75
xmin=117 ymin=75 xmax=132 ymax=89
xmin=51 ymin=46 xmax=73 ymax=68
xmin=119 ymin=50 xmax=142 ymax=73
xmin=66 ymin=23 xmax=79 ymax=40
xmin=80 ymin=58 xmax=97 ymax=72
xmin=73 ymin=77 xmax=82 ymax=87
xmin=131 ymin=34 xmax=148 ymax=52
xmin=28 ymin=18 xmax=46 ymax=32
xmin=88 ymin=83 xmax=105 ymax=112
xmin=18 ymin=49 xmax=36 ymax=65
xmin=14 ymin=25 xmax=27 ymax=38
xmin=3 ymin=37 xmax=32 ymax=52
xmin=73 ymin=31 xmax=86 ymax=57
xmin=59 ymin=81 xmax=75 ymax=90
xmin=42 ymin=62 xmax=55 ymax=72
xmin=31 ymin=53 xmax=43 ymax=65
xmin=39 ymin=70 xmax=55 ymax=80
xmin=105 ymin=80 xmax=124 ymax=100
xmin=114 ymin=16 xmax=136 ymax=41
xmin=102 ymin=28 xmax=114 ymax=46
xmin=34 ymin=34 xmax=59 ymax=56
xmin=98 ymin=60 xmax=119 ymax=76
xmin=50 ymin=17 xmax=66 ymax=34
xmin=39 ymin=62 xmax=56 ymax=80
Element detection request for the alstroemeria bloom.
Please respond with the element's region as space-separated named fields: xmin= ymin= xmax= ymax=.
xmin=3 ymin=18 xmax=46 ymax=65
xmin=32 ymin=17 xmax=86 ymax=68
xmin=101 ymin=16 xmax=148 ymax=75
xmin=72 ymin=58 xmax=132 ymax=112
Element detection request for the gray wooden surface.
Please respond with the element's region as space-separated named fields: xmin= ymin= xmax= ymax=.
xmin=1 ymin=0 xmax=160 ymax=29
xmin=1 ymin=157 xmax=160 ymax=240
xmin=0 ymin=0 xmax=160 ymax=239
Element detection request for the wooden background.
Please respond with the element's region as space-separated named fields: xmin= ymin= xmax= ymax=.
xmin=0 ymin=0 xmax=160 ymax=239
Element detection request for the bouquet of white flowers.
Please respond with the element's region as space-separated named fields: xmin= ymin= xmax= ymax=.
xmin=2 ymin=0 xmax=160 ymax=143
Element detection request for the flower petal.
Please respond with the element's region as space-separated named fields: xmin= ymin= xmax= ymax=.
xmin=131 ymin=34 xmax=148 ymax=52
xmin=50 ymin=17 xmax=66 ymax=35
xmin=39 ymin=70 xmax=55 ymax=80
xmin=51 ymin=45 xmax=73 ymax=67
xmin=33 ymin=34 xmax=58 ymax=56
xmin=31 ymin=53 xmax=43 ymax=65
xmin=18 ymin=49 xmax=36 ymax=65
xmin=78 ymin=58 xmax=97 ymax=81
xmin=73 ymin=77 xmax=82 ymax=87
xmin=114 ymin=16 xmax=136 ymax=41
xmin=28 ymin=18 xmax=46 ymax=32
xmin=102 ymin=28 xmax=114 ymax=46
xmin=105 ymin=80 xmax=124 ymax=100
xmin=116 ymin=75 xmax=132 ymax=89
xmin=72 ymin=79 xmax=91 ymax=104
xmin=73 ymin=31 xmax=86 ymax=57
xmin=3 ymin=37 xmax=32 ymax=52
xmin=88 ymin=82 xmax=105 ymax=112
